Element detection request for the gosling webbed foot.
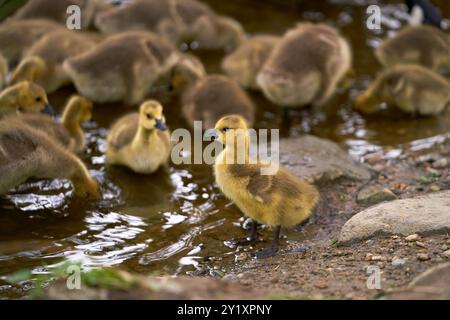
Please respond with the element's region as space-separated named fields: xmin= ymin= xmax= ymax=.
xmin=253 ymin=246 xmax=278 ymax=259
xmin=252 ymin=225 xmax=281 ymax=259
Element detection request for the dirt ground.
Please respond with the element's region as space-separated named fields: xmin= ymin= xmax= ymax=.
xmin=220 ymin=139 xmax=450 ymax=300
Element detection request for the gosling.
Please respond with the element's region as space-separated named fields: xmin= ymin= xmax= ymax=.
xmin=213 ymin=115 xmax=319 ymax=258
xmin=0 ymin=81 xmax=53 ymax=117
xmin=222 ymin=35 xmax=279 ymax=90
xmin=257 ymin=23 xmax=352 ymax=108
xmin=95 ymin=0 xmax=244 ymax=50
xmin=106 ymin=100 xmax=171 ymax=174
xmin=354 ymin=64 xmax=450 ymax=115
xmin=0 ymin=119 xmax=100 ymax=199
xmin=375 ymin=25 xmax=450 ymax=71
xmin=171 ymin=57 xmax=255 ymax=129
xmin=0 ymin=19 xmax=62 ymax=66
xmin=0 ymin=54 xmax=7 ymax=90
xmin=63 ymin=31 xmax=178 ymax=105
xmin=10 ymin=30 xmax=98 ymax=93
xmin=10 ymin=95 xmax=93 ymax=153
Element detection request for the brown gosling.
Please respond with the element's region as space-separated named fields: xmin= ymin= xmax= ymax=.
xmin=0 ymin=81 xmax=52 ymax=117
xmin=95 ymin=0 xmax=244 ymax=50
xmin=0 ymin=119 xmax=100 ymax=199
xmin=10 ymin=30 xmax=98 ymax=93
xmin=375 ymin=25 xmax=450 ymax=71
xmin=257 ymin=23 xmax=352 ymax=108
xmin=0 ymin=19 xmax=62 ymax=66
xmin=10 ymin=95 xmax=93 ymax=153
xmin=222 ymin=35 xmax=280 ymax=90
xmin=10 ymin=0 xmax=101 ymax=29
xmin=63 ymin=31 xmax=178 ymax=105
xmin=212 ymin=115 xmax=319 ymax=258
xmin=106 ymin=100 xmax=171 ymax=174
xmin=171 ymin=57 xmax=255 ymax=129
xmin=354 ymin=64 xmax=450 ymax=116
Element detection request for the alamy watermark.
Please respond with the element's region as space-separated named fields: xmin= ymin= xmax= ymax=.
xmin=66 ymin=5 xmax=81 ymax=30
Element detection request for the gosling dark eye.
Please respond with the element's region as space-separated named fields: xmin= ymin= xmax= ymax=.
xmin=35 ymin=96 xmax=42 ymax=102
xmin=146 ymin=113 xmax=153 ymax=120
xmin=222 ymin=127 xmax=230 ymax=132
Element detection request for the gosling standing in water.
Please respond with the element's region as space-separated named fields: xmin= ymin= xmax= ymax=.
xmin=106 ymin=100 xmax=171 ymax=174
xmin=213 ymin=115 xmax=319 ymax=258
xmin=0 ymin=81 xmax=53 ymax=117
xmin=10 ymin=95 xmax=93 ymax=153
xmin=0 ymin=119 xmax=100 ymax=199
xmin=355 ymin=64 xmax=450 ymax=115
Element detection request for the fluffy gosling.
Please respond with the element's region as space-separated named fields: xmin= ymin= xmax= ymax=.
xmin=0 ymin=81 xmax=52 ymax=117
xmin=257 ymin=23 xmax=352 ymax=108
xmin=106 ymin=100 xmax=171 ymax=174
xmin=10 ymin=30 xmax=98 ymax=93
xmin=11 ymin=95 xmax=93 ymax=153
xmin=63 ymin=31 xmax=178 ymax=105
xmin=95 ymin=0 xmax=244 ymax=50
xmin=375 ymin=25 xmax=450 ymax=71
xmin=0 ymin=19 xmax=62 ymax=66
xmin=0 ymin=119 xmax=100 ymax=199
xmin=222 ymin=35 xmax=279 ymax=90
xmin=354 ymin=64 xmax=450 ymax=115
xmin=212 ymin=115 xmax=319 ymax=258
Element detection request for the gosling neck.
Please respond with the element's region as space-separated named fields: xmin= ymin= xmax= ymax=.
xmin=132 ymin=125 xmax=157 ymax=147
xmin=62 ymin=116 xmax=84 ymax=151
xmin=68 ymin=156 xmax=95 ymax=197
xmin=0 ymin=90 xmax=18 ymax=115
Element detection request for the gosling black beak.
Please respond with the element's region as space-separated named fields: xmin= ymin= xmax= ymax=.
xmin=155 ymin=119 xmax=167 ymax=131
xmin=42 ymin=103 xmax=56 ymax=117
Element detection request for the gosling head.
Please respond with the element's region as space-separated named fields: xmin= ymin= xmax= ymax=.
xmin=62 ymin=95 xmax=93 ymax=126
xmin=170 ymin=54 xmax=206 ymax=91
xmin=139 ymin=100 xmax=167 ymax=131
xmin=213 ymin=114 xmax=249 ymax=147
xmin=0 ymin=81 xmax=54 ymax=116
xmin=10 ymin=56 xmax=46 ymax=85
xmin=354 ymin=69 xmax=406 ymax=114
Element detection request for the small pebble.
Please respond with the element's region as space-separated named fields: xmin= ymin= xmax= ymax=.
xmin=441 ymin=244 xmax=449 ymax=251
xmin=417 ymin=253 xmax=430 ymax=261
xmin=405 ymin=234 xmax=420 ymax=242
xmin=442 ymin=250 xmax=450 ymax=259
xmin=429 ymin=185 xmax=440 ymax=192
xmin=432 ymin=158 xmax=448 ymax=169
xmin=391 ymin=258 xmax=406 ymax=268
xmin=415 ymin=241 xmax=426 ymax=248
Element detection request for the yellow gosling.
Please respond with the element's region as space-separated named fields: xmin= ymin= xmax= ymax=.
xmin=0 ymin=119 xmax=100 ymax=199
xmin=11 ymin=95 xmax=93 ymax=153
xmin=213 ymin=115 xmax=319 ymax=258
xmin=354 ymin=64 xmax=450 ymax=115
xmin=0 ymin=81 xmax=52 ymax=117
xmin=106 ymin=100 xmax=171 ymax=174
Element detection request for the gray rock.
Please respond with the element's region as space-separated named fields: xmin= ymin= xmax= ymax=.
xmin=357 ymin=185 xmax=397 ymax=205
xmin=391 ymin=258 xmax=406 ymax=268
xmin=442 ymin=250 xmax=450 ymax=259
xmin=339 ymin=191 xmax=450 ymax=244
xmin=387 ymin=263 xmax=450 ymax=299
xmin=279 ymin=135 xmax=371 ymax=182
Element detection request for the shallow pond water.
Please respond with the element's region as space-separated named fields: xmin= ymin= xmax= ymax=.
xmin=1 ymin=0 xmax=449 ymax=298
